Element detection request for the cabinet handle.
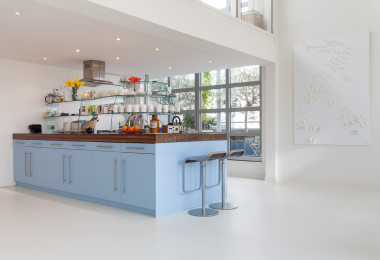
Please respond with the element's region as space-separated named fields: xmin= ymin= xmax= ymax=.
xmin=16 ymin=142 xmax=25 ymax=144
xmin=24 ymin=152 xmax=27 ymax=176
xmin=50 ymin=143 xmax=63 ymax=146
xmin=114 ymin=159 xmax=117 ymax=192
xmin=31 ymin=143 xmax=42 ymax=145
xmin=68 ymin=156 xmax=71 ymax=184
xmin=122 ymin=159 xmax=125 ymax=193
xmin=96 ymin=145 xmax=113 ymax=148
xmin=62 ymin=155 xmax=65 ymax=183
xmin=126 ymin=147 xmax=144 ymax=150
xmin=29 ymin=152 xmax=32 ymax=177
xmin=71 ymin=144 xmax=85 ymax=147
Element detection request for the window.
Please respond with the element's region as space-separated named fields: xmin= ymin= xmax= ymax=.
xmin=200 ymin=0 xmax=273 ymax=34
xmin=170 ymin=65 xmax=262 ymax=161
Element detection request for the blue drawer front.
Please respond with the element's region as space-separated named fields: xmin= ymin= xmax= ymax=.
xmin=67 ymin=142 xmax=93 ymax=150
xmin=13 ymin=140 xmax=29 ymax=147
xmin=92 ymin=142 xmax=121 ymax=152
xmin=120 ymin=143 xmax=155 ymax=154
xmin=46 ymin=141 xmax=68 ymax=149
xmin=29 ymin=140 xmax=49 ymax=148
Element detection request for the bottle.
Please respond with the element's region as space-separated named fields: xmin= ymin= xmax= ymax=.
xmin=150 ymin=115 xmax=159 ymax=133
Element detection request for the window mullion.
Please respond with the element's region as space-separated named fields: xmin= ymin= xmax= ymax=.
xmin=195 ymin=73 xmax=200 ymax=132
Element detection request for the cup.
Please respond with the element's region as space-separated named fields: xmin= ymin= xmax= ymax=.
xmin=125 ymin=104 xmax=132 ymax=112
xmin=148 ymin=104 xmax=154 ymax=112
xmin=140 ymin=104 xmax=147 ymax=112
xmin=103 ymin=105 xmax=109 ymax=114
xmin=62 ymin=122 xmax=70 ymax=132
xmin=162 ymin=105 xmax=169 ymax=113
xmin=155 ymin=104 xmax=162 ymax=113
xmin=118 ymin=105 xmax=124 ymax=113
xmin=133 ymin=104 xmax=140 ymax=113
xmin=169 ymin=105 xmax=175 ymax=113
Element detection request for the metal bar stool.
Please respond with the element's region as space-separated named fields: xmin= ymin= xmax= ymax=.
xmin=183 ymin=151 xmax=227 ymax=217
xmin=209 ymin=149 xmax=244 ymax=210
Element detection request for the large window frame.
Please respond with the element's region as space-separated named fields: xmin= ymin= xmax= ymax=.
xmin=169 ymin=67 xmax=262 ymax=162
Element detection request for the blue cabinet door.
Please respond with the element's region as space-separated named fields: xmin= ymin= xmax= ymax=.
xmin=65 ymin=149 xmax=92 ymax=196
xmin=47 ymin=149 xmax=67 ymax=191
xmin=13 ymin=146 xmax=29 ymax=183
xmin=28 ymin=147 xmax=48 ymax=187
xmin=120 ymin=153 xmax=155 ymax=209
xmin=92 ymin=151 xmax=121 ymax=202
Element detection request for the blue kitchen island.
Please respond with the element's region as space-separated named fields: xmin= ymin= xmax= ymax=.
xmin=13 ymin=133 xmax=227 ymax=217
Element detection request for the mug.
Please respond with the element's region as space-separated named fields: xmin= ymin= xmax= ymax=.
xmin=169 ymin=105 xmax=175 ymax=113
xmin=133 ymin=104 xmax=140 ymax=113
xmin=118 ymin=105 xmax=124 ymax=113
xmin=162 ymin=105 xmax=169 ymax=113
xmin=103 ymin=105 xmax=109 ymax=114
xmin=147 ymin=104 xmax=154 ymax=112
xmin=125 ymin=104 xmax=132 ymax=112
xmin=140 ymin=104 xmax=147 ymax=112
xmin=155 ymin=104 xmax=162 ymax=113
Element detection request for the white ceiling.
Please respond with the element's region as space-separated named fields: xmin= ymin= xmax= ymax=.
xmin=0 ymin=0 xmax=264 ymax=78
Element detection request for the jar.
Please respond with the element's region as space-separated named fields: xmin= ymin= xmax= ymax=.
xmin=150 ymin=115 xmax=159 ymax=133
xmin=144 ymin=125 xmax=150 ymax=134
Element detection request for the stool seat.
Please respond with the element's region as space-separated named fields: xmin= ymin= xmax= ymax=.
xmin=185 ymin=151 xmax=227 ymax=163
xmin=183 ymin=151 xmax=226 ymax=217
xmin=209 ymin=149 xmax=244 ymax=211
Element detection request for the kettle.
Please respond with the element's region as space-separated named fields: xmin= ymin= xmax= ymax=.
xmin=45 ymin=93 xmax=55 ymax=104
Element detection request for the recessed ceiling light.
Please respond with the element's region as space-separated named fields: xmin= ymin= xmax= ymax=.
xmin=208 ymin=60 xmax=213 ymax=63
xmin=116 ymin=57 xmax=120 ymax=60
xmin=168 ymin=66 xmax=172 ymax=70
xmin=75 ymin=49 xmax=80 ymax=53
xmin=42 ymin=57 xmax=47 ymax=60
xmin=115 ymin=37 xmax=121 ymax=41
xmin=14 ymin=11 xmax=22 ymax=15
xmin=155 ymin=48 xmax=160 ymax=51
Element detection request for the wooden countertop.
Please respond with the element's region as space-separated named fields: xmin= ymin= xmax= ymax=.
xmin=13 ymin=133 xmax=227 ymax=144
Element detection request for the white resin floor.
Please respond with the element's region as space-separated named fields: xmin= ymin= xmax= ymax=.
xmin=0 ymin=178 xmax=379 ymax=260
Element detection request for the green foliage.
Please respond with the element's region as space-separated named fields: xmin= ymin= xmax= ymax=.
xmin=182 ymin=114 xmax=195 ymax=129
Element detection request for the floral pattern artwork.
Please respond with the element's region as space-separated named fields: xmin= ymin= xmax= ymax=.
xmin=294 ymin=31 xmax=370 ymax=145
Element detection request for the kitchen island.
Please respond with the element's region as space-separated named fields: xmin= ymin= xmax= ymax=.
xmin=13 ymin=133 xmax=227 ymax=217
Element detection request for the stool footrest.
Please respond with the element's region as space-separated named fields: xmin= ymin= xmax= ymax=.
xmin=188 ymin=208 xmax=219 ymax=217
xmin=209 ymin=202 xmax=238 ymax=210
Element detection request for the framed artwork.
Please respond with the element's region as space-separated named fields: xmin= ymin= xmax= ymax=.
xmin=294 ymin=31 xmax=370 ymax=145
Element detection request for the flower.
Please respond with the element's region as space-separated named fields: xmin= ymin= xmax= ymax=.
xmin=65 ymin=78 xmax=85 ymax=89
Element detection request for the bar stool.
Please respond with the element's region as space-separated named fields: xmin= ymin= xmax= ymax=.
xmin=183 ymin=151 xmax=227 ymax=217
xmin=209 ymin=149 xmax=244 ymax=210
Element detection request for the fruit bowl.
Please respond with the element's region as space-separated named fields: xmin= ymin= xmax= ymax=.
xmin=119 ymin=129 xmax=144 ymax=134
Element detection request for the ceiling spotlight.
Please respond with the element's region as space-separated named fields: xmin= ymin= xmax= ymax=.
xmin=14 ymin=11 xmax=22 ymax=15
xmin=155 ymin=48 xmax=160 ymax=51
xmin=208 ymin=60 xmax=213 ymax=63
xmin=115 ymin=37 xmax=121 ymax=41
xmin=116 ymin=57 xmax=120 ymax=60
xmin=75 ymin=49 xmax=80 ymax=53
xmin=168 ymin=66 xmax=172 ymax=70
xmin=42 ymin=57 xmax=47 ymax=60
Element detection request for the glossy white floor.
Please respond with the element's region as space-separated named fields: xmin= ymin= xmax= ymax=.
xmin=0 ymin=178 xmax=379 ymax=260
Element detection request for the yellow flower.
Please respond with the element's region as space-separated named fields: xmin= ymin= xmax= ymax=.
xmin=65 ymin=80 xmax=71 ymax=87
xmin=75 ymin=78 xmax=79 ymax=82
xmin=70 ymin=82 xmax=75 ymax=87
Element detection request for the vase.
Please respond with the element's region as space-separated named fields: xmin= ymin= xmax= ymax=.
xmin=72 ymin=88 xmax=77 ymax=101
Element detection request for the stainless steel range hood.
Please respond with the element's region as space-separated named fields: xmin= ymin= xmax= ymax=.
xmin=81 ymin=60 xmax=114 ymax=87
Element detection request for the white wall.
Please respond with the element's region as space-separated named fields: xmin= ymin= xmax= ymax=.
xmin=277 ymin=0 xmax=380 ymax=188
xmin=0 ymin=58 xmax=81 ymax=187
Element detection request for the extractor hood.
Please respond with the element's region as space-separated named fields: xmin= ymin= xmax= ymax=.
xmin=81 ymin=60 xmax=114 ymax=86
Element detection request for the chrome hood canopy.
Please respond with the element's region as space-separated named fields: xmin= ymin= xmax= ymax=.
xmin=80 ymin=60 xmax=114 ymax=87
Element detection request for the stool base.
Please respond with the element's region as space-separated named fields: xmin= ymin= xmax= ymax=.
xmin=188 ymin=208 xmax=219 ymax=217
xmin=209 ymin=202 xmax=238 ymax=210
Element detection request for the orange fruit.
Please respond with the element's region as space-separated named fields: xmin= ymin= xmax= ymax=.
xmin=122 ymin=125 xmax=128 ymax=131
xmin=128 ymin=126 xmax=134 ymax=131
xmin=134 ymin=125 xmax=140 ymax=131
